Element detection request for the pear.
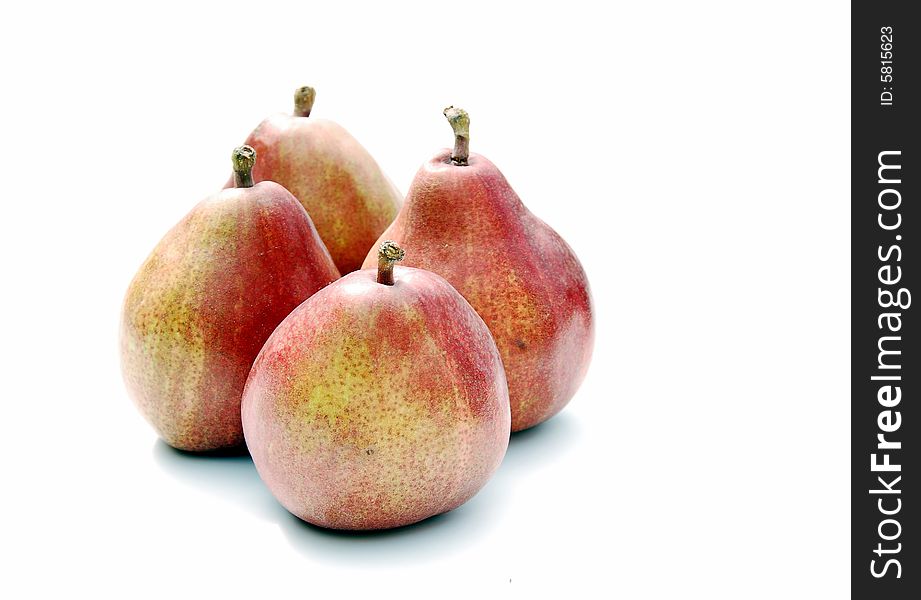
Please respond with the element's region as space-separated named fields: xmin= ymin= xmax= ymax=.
xmin=121 ymin=146 xmax=340 ymax=451
xmin=242 ymin=241 xmax=510 ymax=529
xmin=362 ymin=108 xmax=594 ymax=432
xmin=228 ymin=86 xmax=401 ymax=274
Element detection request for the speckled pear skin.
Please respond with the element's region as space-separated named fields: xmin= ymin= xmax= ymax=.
xmin=120 ymin=182 xmax=341 ymax=452
xmin=241 ymin=266 xmax=510 ymax=530
xmin=227 ymin=116 xmax=401 ymax=274
xmin=362 ymin=150 xmax=594 ymax=432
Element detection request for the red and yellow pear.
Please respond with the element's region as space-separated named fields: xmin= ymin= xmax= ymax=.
xmin=229 ymin=86 xmax=401 ymax=273
xmin=363 ymin=108 xmax=594 ymax=431
xmin=242 ymin=241 xmax=510 ymax=529
xmin=121 ymin=146 xmax=340 ymax=451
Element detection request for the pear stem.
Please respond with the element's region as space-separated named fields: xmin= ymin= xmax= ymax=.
xmin=376 ymin=241 xmax=405 ymax=286
xmin=232 ymin=145 xmax=256 ymax=188
xmin=443 ymin=106 xmax=470 ymax=166
xmin=294 ymin=86 xmax=316 ymax=117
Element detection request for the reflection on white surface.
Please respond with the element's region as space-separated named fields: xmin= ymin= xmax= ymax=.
xmin=152 ymin=413 xmax=581 ymax=564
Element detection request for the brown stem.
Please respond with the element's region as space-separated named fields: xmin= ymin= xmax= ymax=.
xmin=232 ymin=145 xmax=256 ymax=188
xmin=443 ymin=106 xmax=470 ymax=165
xmin=294 ymin=86 xmax=316 ymax=117
xmin=376 ymin=240 xmax=405 ymax=285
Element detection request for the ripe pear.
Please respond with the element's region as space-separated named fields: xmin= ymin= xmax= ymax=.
xmin=362 ymin=108 xmax=594 ymax=432
xmin=242 ymin=241 xmax=510 ymax=530
xmin=228 ymin=86 xmax=401 ymax=274
xmin=121 ymin=146 xmax=340 ymax=452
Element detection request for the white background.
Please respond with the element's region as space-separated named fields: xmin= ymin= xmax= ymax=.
xmin=1 ymin=1 xmax=849 ymax=597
